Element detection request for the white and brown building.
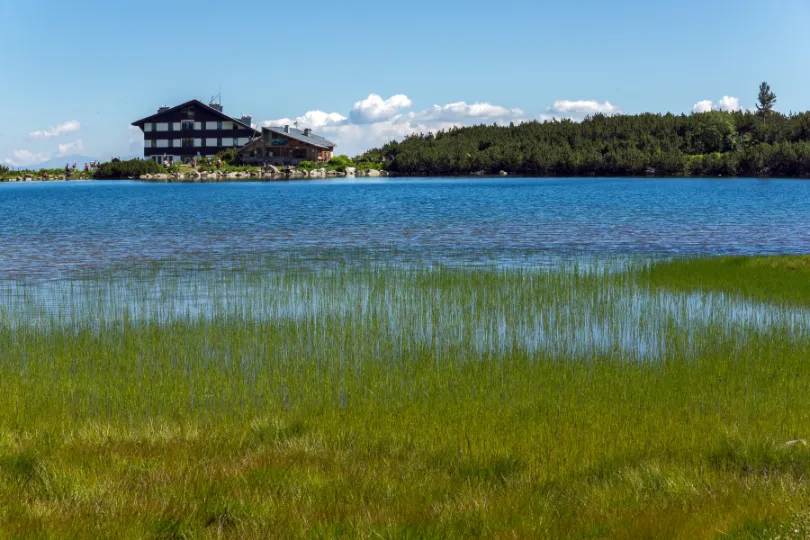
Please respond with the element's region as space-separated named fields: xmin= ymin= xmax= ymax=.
xmin=132 ymin=99 xmax=260 ymax=164
xmin=237 ymin=125 xmax=336 ymax=166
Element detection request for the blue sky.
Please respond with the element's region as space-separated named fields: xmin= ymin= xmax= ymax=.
xmin=1 ymin=0 xmax=809 ymax=165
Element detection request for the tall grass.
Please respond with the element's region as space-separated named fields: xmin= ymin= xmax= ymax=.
xmin=1 ymin=257 xmax=810 ymax=538
xmin=643 ymin=255 xmax=810 ymax=307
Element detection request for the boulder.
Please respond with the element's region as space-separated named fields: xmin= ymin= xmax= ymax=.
xmin=345 ymin=167 xmax=356 ymax=176
xmin=499 ymin=170 xmax=508 ymax=176
xmin=366 ymin=169 xmax=381 ymax=177
xmin=23 ymin=174 xmax=33 ymax=180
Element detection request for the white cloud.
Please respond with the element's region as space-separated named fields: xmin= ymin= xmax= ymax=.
xmin=547 ymin=100 xmax=621 ymax=117
xmin=692 ymin=100 xmax=715 ymax=114
xmin=261 ymin=94 xmax=605 ymax=156
xmin=3 ymin=149 xmax=51 ymax=167
xmin=349 ymin=94 xmax=412 ymax=124
xmin=717 ymin=96 xmax=742 ymax=112
xmin=29 ymin=120 xmax=81 ymax=138
xmin=692 ymin=96 xmax=743 ymax=114
xmin=318 ymin=121 xmax=463 ymax=157
xmin=410 ymin=102 xmax=525 ymax=123
xmin=57 ymin=139 xmax=85 ymax=156
xmin=263 ymin=110 xmax=347 ymax=129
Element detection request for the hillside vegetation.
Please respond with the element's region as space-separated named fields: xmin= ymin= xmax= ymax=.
xmin=365 ymin=110 xmax=810 ymax=177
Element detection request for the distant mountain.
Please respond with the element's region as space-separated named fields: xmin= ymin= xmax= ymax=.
xmin=35 ymin=155 xmax=97 ymax=170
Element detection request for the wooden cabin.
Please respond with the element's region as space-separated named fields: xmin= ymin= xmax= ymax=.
xmin=237 ymin=125 xmax=336 ymax=166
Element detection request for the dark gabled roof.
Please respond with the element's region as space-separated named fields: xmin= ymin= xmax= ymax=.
xmin=263 ymin=126 xmax=336 ymax=149
xmin=131 ymin=99 xmax=259 ymax=134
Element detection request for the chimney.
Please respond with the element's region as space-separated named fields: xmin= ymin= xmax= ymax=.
xmin=157 ymin=106 xmax=171 ymax=113
xmin=303 ymin=128 xmax=312 ymax=137
xmin=209 ymin=101 xmax=223 ymax=112
xmin=284 ymin=125 xmax=290 ymax=134
xmin=240 ymin=114 xmax=252 ymax=127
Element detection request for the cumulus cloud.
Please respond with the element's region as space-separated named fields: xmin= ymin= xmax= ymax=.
xmin=693 ymin=96 xmax=743 ymax=114
xmin=30 ymin=120 xmax=81 ymax=138
xmin=410 ymin=102 xmax=525 ymax=123
xmin=717 ymin=96 xmax=742 ymax=112
xmin=263 ymin=110 xmax=347 ymax=129
xmin=692 ymin=100 xmax=715 ymax=114
xmin=3 ymin=149 xmax=51 ymax=167
xmin=57 ymin=139 xmax=85 ymax=156
xmin=547 ymin=100 xmax=621 ymax=117
xmin=261 ymin=93 xmax=609 ymax=156
xmin=349 ymin=94 xmax=412 ymax=124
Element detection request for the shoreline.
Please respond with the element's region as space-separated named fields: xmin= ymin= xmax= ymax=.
xmin=4 ymin=174 xmax=810 ymax=184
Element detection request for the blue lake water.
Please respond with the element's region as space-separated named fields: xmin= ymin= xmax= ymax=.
xmin=1 ymin=177 xmax=809 ymax=278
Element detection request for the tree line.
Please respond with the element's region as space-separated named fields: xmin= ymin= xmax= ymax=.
xmin=362 ymin=83 xmax=810 ymax=177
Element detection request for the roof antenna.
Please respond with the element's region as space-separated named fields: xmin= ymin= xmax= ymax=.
xmin=209 ymin=90 xmax=223 ymax=112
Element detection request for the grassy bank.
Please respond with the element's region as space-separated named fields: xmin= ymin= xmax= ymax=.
xmin=1 ymin=258 xmax=809 ymax=537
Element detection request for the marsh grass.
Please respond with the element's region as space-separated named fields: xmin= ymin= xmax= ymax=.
xmin=643 ymin=255 xmax=810 ymax=307
xmin=1 ymin=256 xmax=810 ymax=537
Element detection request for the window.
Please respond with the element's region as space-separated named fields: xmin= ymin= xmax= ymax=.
xmin=193 ymin=139 xmax=202 ymax=147
xmin=182 ymin=121 xmax=194 ymax=131
xmin=182 ymin=107 xmax=195 ymax=120
xmin=144 ymin=139 xmax=153 ymax=149
xmin=205 ymin=138 xmax=218 ymax=147
xmin=156 ymin=140 xmax=169 ymax=148
xmin=205 ymin=121 xmax=218 ymax=130
xmin=172 ymin=140 xmax=182 ymax=148
xmin=182 ymin=138 xmax=193 ymax=148
xmin=144 ymin=123 xmax=153 ymax=132
xmin=222 ymin=121 xmax=233 ymax=130
xmin=172 ymin=122 xmax=181 ymax=132
xmin=156 ymin=123 xmax=169 ymax=132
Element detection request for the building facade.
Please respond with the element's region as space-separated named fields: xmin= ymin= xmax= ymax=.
xmin=132 ymin=100 xmax=260 ymax=164
xmin=237 ymin=125 xmax=336 ymax=166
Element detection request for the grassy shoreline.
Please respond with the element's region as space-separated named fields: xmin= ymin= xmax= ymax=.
xmin=1 ymin=256 xmax=809 ymax=538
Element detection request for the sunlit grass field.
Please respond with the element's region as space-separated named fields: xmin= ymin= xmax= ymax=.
xmin=1 ymin=255 xmax=809 ymax=538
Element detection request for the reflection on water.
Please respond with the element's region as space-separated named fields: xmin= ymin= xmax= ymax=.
xmin=1 ymin=178 xmax=808 ymax=360
xmin=2 ymin=261 xmax=807 ymax=361
xmin=1 ymin=178 xmax=809 ymax=279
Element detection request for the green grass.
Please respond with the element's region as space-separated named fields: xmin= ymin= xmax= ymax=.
xmin=643 ymin=255 xmax=810 ymax=307
xmin=1 ymin=257 xmax=810 ymax=537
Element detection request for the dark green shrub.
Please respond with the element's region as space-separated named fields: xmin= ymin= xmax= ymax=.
xmin=94 ymin=159 xmax=162 ymax=178
xmin=218 ymin=149 xmax=238 ymax=165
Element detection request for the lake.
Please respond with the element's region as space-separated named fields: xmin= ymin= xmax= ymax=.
xmin=1 ymin=177 xmax=809 ymax=278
